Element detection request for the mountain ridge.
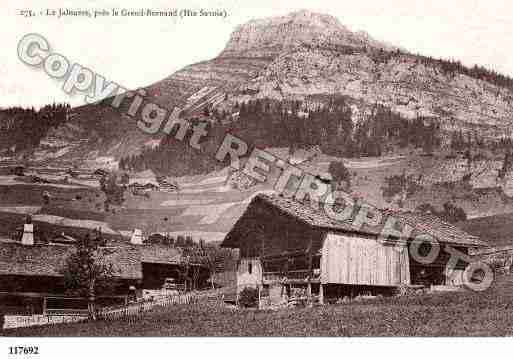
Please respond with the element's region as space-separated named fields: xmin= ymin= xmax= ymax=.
xmin=15 ymin=10 xmax=513 ymax=166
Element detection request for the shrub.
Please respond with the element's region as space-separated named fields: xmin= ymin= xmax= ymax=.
xmin=329 ymin=161 xmax=351 ymax=190
xmin=238 ymin=287 xmax=259 ymax=308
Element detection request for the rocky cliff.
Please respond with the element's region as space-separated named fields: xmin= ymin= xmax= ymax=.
xmin=219 ymin=10 xmax=394 ymax=58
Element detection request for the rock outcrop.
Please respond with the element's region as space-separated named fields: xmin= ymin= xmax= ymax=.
xmin=219 ymin=10 xmax=394 ymax=58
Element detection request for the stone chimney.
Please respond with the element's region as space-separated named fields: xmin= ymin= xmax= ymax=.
xmin=130 ymin=229 xmax=143 ymax=245
xmin=21 ymin=223 xmax=34 ymax=245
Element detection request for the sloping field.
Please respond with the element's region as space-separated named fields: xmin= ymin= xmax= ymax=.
xmin=0 ymin=182 xmax=103 ymax=210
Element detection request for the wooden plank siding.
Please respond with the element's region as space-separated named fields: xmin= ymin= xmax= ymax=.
xmin=225 ymin=198 xmax=327 ymax=258
xmin=321 ymin=233 xmax=410 ymax=286
xmin=236 ymin=258 xmax=263 ymax=290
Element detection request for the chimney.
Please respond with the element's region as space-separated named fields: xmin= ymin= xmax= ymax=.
xmin=21 ymin=223 xmax=34 ymax=245
xmin=130 ymin=229 xmax=143 ymax=245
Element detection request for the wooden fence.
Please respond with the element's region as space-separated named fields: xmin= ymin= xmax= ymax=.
xmin=3 ymin=289 xmax=230 ymax=329
xmin=96 ymin=290 xmax=225 ymax=322
xmin=3 ymin=314 xmax=87 ymax=329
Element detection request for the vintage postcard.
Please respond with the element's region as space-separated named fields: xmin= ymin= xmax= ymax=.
xmin=1 ymin=0 xmax=513 ymax=355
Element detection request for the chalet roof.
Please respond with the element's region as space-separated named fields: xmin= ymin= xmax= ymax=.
xmin=50 ymin=233 xmax=77 ymax=244
xmin=390 ymin=211 xmax=487 ymax=248
xmin=0 ymin=242 xmax=142 ymax=279
xmin=222 ymin=194 xmax=487 ymax=248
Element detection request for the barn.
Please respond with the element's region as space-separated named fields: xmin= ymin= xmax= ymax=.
xmin=221 ymin=194 xmax=487 ymax=305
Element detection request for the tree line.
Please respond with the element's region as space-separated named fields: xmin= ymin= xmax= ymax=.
xmin=0 ymin=103 xmax=70 ymax=153
xmin=368 ymin=47 xmax=513 ymax=91
xmin=301 ymin=42 xmax=513 ymax=91
xmin=120 ymin=97 xmax=441 ymax=176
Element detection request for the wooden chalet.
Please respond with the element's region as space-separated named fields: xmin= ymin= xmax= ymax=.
xmin=221 ymin=194 xmax=487 ymax=304
xmin=158 ymin=178 xmax=179 ymax=193
xmin=129 ymin=169 xmax=160 ymax=192
xmin=93 ymin=168 xmax=109 ymax=178
xmin=139 ymin=244 xmax=207 ymax=289
xmin=0 ymin=241 xmax=142 ymax=314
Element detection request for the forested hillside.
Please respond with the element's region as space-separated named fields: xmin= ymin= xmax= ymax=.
xmin=118 ymin=97 xmax=437 ymax=175
xmin=0 ymin=104 xmax=70 ymax=154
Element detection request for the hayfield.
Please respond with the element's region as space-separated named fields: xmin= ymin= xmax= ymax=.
xmin=6 ymin=275 xmax=513 ymax=337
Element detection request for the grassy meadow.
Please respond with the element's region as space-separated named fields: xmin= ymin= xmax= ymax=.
xmin=6 ymin=275 xmax=513 ymax=337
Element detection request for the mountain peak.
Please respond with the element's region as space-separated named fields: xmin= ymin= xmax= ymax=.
xmin=219 ymin=10 xmax=393 ymax=58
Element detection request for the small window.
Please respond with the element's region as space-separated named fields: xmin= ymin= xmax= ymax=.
xmin=248 ymin=262 xmax=253 ymax=274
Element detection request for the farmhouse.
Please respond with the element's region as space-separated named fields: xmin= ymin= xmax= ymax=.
xmin=0 ymin=219 xmax=214 ymax=315
xmin=221 ymin=194 xmax=487 ymax=305
xmin=0 ymin=239 xmax=142 ymax=314
xmin=0 ymin=242 xmax=142 ymax=294
xmin=129 ymin=169 xmax=160 ymax=191
xmin=140 ymin=244 xmax=208 ymax=290
xmin=158 ymin=178 xmax=179 ymax=193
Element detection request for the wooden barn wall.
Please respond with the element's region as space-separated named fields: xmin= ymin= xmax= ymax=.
xmin=237 ymin=201 xmax=324 ymax=259
xmin=321 ymin=233 xmax=410 ymax=286
xmin=237 ymin=258 xmax=263 ymax=291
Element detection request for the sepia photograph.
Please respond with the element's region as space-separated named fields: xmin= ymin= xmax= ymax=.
xmin=1 ymin=0 xmax=513 ymax=356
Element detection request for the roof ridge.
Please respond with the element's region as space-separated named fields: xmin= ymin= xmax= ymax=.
xmin=253 ymin=193 xmax=486 ymax=247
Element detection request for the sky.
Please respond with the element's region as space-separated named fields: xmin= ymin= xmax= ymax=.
xmin=1 ymin=0 xmax=513 ymax=108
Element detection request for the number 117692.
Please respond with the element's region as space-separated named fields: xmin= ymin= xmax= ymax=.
xmin=8 ymin=346 xmax=39 ymax=355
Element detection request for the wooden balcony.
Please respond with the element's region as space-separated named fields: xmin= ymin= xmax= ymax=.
xmin=262 ymin=269 xmax=321 ymax=284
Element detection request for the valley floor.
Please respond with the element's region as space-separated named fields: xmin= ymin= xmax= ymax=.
xmin=5 ymin=275 xmax=513 ymax=337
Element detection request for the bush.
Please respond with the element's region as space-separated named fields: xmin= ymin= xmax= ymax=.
xmin=329 ymin=161 xmax=351 ymax=190
xmin=238 ymin=287 xmax=259 ymax=308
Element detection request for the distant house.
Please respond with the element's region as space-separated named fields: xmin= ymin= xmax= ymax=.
xmin=221 ymin=194 xmax=487 ymax=305
xmin=158 ymin=178 xmax=179 ymax=193
xmin=129 ymin=169 xmax=160 ymax=191
xmin=140 ymin=244 xmax=187 ymax=289
xmin=93 ymin=168 xmax=109 ymax=178
xmin=124 ymin=232 xmax=209 ymax=291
